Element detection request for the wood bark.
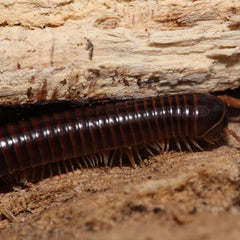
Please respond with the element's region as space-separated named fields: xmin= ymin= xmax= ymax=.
xmin=0 ymin=0 xmax=240 ymax=104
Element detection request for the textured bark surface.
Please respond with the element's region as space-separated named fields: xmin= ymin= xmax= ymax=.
xmin=0 ymin=0 xmax=240 ymax=104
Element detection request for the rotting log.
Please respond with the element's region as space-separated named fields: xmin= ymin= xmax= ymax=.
xmin=0 ymin=0 xmax=240 ymax=104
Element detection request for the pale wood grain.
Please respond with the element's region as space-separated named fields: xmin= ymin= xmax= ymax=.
xmin=0 ymin=0 xmax=240 ymax=104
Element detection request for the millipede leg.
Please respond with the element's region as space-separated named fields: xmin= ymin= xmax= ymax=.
xmin=166 ymin=140 xmax=170 ymax=153
xmin=133 ymin=147 xmax=145 ymax=167
xmin=74 ymin=158 xmax=83 ymax=169
xmin=144 ymin=145 xmax=155 ymax=157
xmin=119 ymin=151 xmax=123 ymax=168
xmin=99 ymin=154 xmax=104 ymax=165
xmin=182 ymin=137 xmax=193 ymax=152
xmin=157 ymin=142 xmax=165 ymax=152
xmin=48 ymin=163 xmax=53 ymax=178
xmin=91 ymin=156 xmax=97 ymax=167
xmin=175 ymin=138 xmax=182 ymax=152
xmin=189 ymin=137 xmax=203 ymax=151
xmin=86 ymin=156 xmax=95 ymax=168
xmin=154 ymin=143 xmax=162 ymax=152
xmin=124 ymin=148 xmax=136 ymax=168
xmin=68 ymin=159 xmax=75 ymax=173
xmin=57 ymin=162 xmax=62 ymax=175
xmin=83 ymin=157 xmax=89 ymax=168
xmin=103 ymin=152 xmax=110 ymax=166
xmin=93 ymin=155 xmax=99 ymax=166
xmin=62 ymin=160 xmax=69 ymax=173
xmin=149 ymin=143 xmax=160 ymax=152
xmin=203 ymin=137 xmax=215 ymax=145
xmin=109 ymin=150 xmax=117 ymax=168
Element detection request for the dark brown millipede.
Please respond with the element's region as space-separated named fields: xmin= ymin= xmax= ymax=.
xmin=0 ymin=92 xmax=239 ymax=183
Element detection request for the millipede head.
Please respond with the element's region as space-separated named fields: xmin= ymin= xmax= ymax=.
xmin=197 ymin=94 xmax=228 ymax=142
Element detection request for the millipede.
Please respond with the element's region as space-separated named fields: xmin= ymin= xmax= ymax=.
xmin=0 ymin=92 xmax=239 ymax=184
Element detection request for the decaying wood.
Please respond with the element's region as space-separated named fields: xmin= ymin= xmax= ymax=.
xmin=0 ymin=0 xmax=240 ymax=104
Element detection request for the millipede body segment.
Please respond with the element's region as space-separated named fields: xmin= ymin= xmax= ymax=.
xmin=0 ymin=93 xmax=228 ymax=182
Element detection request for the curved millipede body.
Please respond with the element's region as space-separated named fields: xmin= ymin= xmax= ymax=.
xmin=0 ymin=93 xmax=228 ymax=182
